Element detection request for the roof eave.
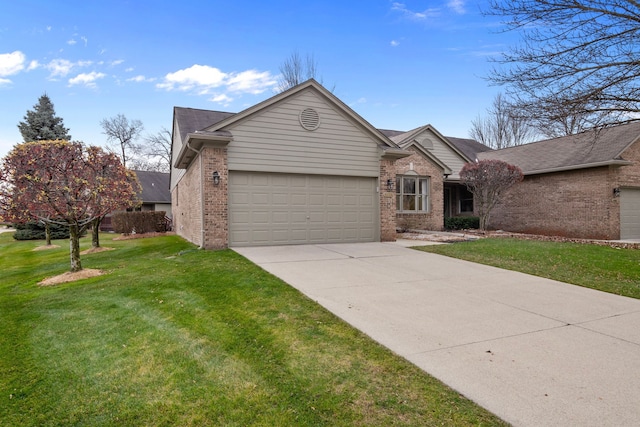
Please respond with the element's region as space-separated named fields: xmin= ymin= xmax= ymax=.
xmin=174 ymin=131 xmax=233 ymax=169
xmin=380 ymin=147 xmax=411 ymax=160
xmin=523 ymin=159 xmax=632 ymax=176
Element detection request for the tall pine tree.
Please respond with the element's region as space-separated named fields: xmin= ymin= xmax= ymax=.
xmin=18 ymin=94 xmax=71 ymax=142
xmin=16 ymin=93 xmax=71 ymax=245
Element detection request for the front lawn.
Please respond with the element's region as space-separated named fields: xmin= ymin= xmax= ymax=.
xmin=415 ymin=238 xmax=640 ymax=299
xmin=0 ymin=232 xmax=505 ymax=426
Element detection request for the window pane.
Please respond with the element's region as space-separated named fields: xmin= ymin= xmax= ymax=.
xmin=403 ymin=177 xmax=416 ymax=194
xmin=403 ymin=195 xmax=415 ymax=210
xmin=396 ymin=194 xmax=401 ymax=210
xmin=396 ymin=177 xmax=401 ymax=194
xmin=420 ymin=178 xmax=429 ymax=195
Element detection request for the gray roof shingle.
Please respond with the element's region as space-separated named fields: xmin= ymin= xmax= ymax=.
xmin=478 ymin=122 xmax=640 ymax=174
xmin=133 ymin=170 xmax=171 ymax=203
xmin=174 ymin=107 xmax=235 ymax=142
xmin=446 ymin=136 xmax=493 ymax=161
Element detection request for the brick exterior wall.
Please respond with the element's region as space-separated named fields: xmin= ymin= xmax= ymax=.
xmin=172 ymin=155 xmax=203 ymax=246
xmin=202 ymin=147 xmax=228 ymax=249
xmin=490 ymin=139 xmax=640 ymax=240
xmin=379 ymin=158 xmax=397 ymax=241
xmin=394 ymin=147 xmax=444 ymax=231
xmin=617 ymin=138 xmax=640 ymax=188
xmin=490 ymin=167 xmax=619 ymax=239
xmin=172 ymin=145 xmax=229 ymax=249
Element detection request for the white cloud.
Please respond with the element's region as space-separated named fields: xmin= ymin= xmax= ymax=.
xmin=448 ymin=0 xmax=466 ymax=14
xmin=45 ymin=59 xmax=92 ymax=78
xmin=67 ymin=39 xmax=77 ymax=45
xmin=391 ymin=2 xmax=440 ymax=20
xmin=157 ymin=64 xmax=277 ymax=100
xmin=211 ymin=94 xmax=232 ymax=104
xmin=68 ymin=71 xmax=106 ymax=88
xmin=0 ymin=51 xmax=26 ymax=77
xmin=226 ymin=70 xmax=276 ymax=94
xmin=390 ymin=40 xmax=400 ymax=47
xmin=81 ymin=36 xmax=88 ymax=47
xmin=157 ymin=64 xmax=227 ymax=92
xmin=46 ymin=59 xmax=74 ymax=77
xmin=110 ymin=59 xmax=124 ymax=66
xmin=27 ymin=60 xmax=39 ymax=71
xmin=127 ymin=75 xmax=154 ymax=83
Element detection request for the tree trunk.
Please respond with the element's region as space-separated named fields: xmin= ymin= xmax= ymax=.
xmin=45 ymin=222 xmax=51 ymax=246
xmin=69 ymin=223 xmax=82 ymax=272
xmin=92 ymin=218 xmax=101 ymax=248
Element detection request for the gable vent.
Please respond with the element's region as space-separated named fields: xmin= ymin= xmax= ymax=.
xmin=299 ymin=108 xmax=320 ymax=131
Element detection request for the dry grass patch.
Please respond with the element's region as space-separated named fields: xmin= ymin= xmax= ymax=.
xmin=33 ymin=244 xmax=61 ymax=251
xmin=39 ymin=268 xmax=104 ymax=286
xmin=80 ymin=246 xmax=114 ymax=255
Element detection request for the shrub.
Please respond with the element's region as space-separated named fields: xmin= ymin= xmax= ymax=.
xmin=112 ymin=211 xmax=169 ymax=234
xmin=12 ymin=221 xmax=81 ymax=240
xmin=445 ymin=216 xmax=480 ymax=230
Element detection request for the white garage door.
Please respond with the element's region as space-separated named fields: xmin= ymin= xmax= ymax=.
xmin=620 ymin=188 xmax=640 ymax=239
xmin=229 ymin=172 xmax=378 ymax=246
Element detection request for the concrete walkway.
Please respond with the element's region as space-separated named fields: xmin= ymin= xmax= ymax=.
xmin=234 ymin=242 xmax=640 ymax=427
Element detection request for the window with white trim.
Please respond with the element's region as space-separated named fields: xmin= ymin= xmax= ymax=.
xmin=396 ymin=175 xmax=430 ymax=212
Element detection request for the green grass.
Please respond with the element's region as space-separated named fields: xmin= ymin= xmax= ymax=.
xmin=415 ymin=238 xmax=640 ymax=299
xmin=0 ymin=232 xmax=506 ymax=426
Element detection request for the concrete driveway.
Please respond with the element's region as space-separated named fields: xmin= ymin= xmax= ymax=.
xmin=234 ymin=241 xmax=640 ymax=427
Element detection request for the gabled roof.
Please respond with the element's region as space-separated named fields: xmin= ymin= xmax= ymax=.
xmin=133 ymin=170 xmax=171 ymax=203
xmin=203 ymin=79 xmax=400 ymax=150
xmin=401 ymin=140 xmax=453 ymax=175
xmin=446 ymin=136 xmax=493 ymax=161
xmin=172 ymin=79 xmax=408 ymax=168
xmin=173 ymin=107 xmax=234 ymax=143
xmin=385 ymin=124 xmax=473 ymax=161
xmin=380 ymin=126 xmax=490 ymax=163
xmin=478 ymin=121 xmax=640 ymax=175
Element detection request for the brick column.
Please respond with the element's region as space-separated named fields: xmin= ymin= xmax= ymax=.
xmin=379 ymin=158 xmax=397 ymax=241
xmin=202 ymin=146 xmax=229 ymax=249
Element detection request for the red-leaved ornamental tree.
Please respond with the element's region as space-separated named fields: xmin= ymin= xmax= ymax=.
xmin=459 ymin=159 xmax=523 ymax=231
xmin=0 ymin=140 xmax=140 ymax=272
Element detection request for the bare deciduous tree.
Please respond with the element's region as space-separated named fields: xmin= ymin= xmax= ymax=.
xmin=100 ymin=114 xmax=144 ymax=168
xmin=142 ymin=127 xmax=172 ymax=173
xmin=470 ymin=94 xmax=536 ymax=149
xmin=486 ymin=0 xmax=640 ymax=130
xmin=277 ymin=51 xmax=332 ymax=92
xmin=460 ymin=159 xmax=524 ymax=231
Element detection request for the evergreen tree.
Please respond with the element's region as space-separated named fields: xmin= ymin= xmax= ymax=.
xmin=18 ymin=94 xmax=71 ymax=142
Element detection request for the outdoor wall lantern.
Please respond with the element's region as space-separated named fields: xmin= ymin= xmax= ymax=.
xmin=613 ymin=187 xmax=620 ymax=197
xmin=212 ymin=171 xmax=220 ymax=186
xmin=386 ymin=178 xmax=394 ymax=191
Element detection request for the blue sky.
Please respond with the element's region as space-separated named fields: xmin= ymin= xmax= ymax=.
xmin=0 ymin=0 xmax=515 ymax=159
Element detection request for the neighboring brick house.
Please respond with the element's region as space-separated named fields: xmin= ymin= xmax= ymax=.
xmin=170 ymin=79 xmax=409 ymax=249
xmin=479 ymin=122 xmax=640 ymax=239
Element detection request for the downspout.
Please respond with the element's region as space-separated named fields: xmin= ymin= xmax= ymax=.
xmin=185 ymin=140 xmax=206 ymax=249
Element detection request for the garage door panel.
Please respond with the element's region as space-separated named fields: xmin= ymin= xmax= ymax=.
xmin=229 ymin=172 xmax=378 ymax=246
xmin=621 ymin=188 xmax=640 ymax=239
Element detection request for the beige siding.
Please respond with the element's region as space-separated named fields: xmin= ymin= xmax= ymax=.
xmin=417 ymin=129 xmax=468 ymax=179
xmin=170 ymin=117 xmax=186 ymax=190
xmin=226 ymin=90 xmax=380 ymax=177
